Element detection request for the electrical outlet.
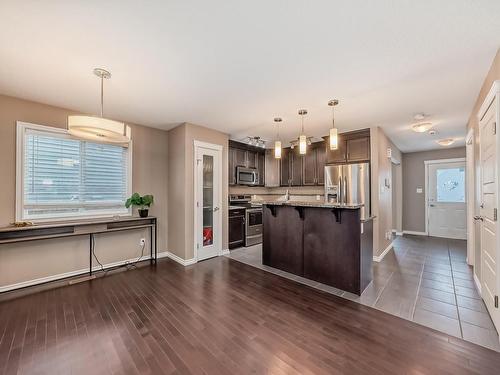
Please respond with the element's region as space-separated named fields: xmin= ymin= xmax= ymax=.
xmin=139 ymin=238 xmax=146 ymax=246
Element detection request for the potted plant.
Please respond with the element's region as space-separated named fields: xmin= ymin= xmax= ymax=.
xmin=125 ymin=193 xmax=154 ymax=218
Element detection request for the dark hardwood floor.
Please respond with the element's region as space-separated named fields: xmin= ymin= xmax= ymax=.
xmin=1 ymin=257 xmax=500 ymax=374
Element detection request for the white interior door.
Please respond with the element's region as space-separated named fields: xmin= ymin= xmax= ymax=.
xmin=427 ymin=160 xmax=466 ymax=239
xmin=479 ymin=102 xmax=499 ymax=331
xmin=195 ymin=142 xmax=222 ymax=261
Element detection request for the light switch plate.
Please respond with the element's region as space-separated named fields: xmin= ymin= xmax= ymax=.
xmin=416 ymin=187 xmax=423 ymax=194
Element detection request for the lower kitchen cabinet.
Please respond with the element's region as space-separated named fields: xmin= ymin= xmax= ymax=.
xmin=229 ymin=208 xmax=246 ymax=249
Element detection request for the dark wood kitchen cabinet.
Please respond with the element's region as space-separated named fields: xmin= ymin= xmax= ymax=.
xmin=346 ymin=137 xmax=370 ymax=162
xmin=316 ymin=145 xmax=326 ymax=184
xmin=280 ymin=147 xmax=291 ymax=186
xmin=246 ymin=150 xmax=258 ymax=169
xmin=290 ymin=147 xmax=302 ymax=186
xmin=228 ymin=140 xmax=266 ymax=186
xmin=280 ymin=147 xmax=302 ymax=186
xmin=324 ymin=128 xmax=370 ymax=164
xmin=302 ymin=142 xmax=326 ymax=186
xmin=229 ymin=208 xmax=246 ymax=249
xmin=257 ymin=152 xmax=265 ymax=186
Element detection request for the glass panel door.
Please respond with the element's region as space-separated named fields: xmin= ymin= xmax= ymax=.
xmin=202 ymin=155 xmax=214 ymax=246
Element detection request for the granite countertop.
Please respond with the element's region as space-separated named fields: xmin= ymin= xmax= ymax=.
xmin=259 ymin=200 xmax=363 ymax=209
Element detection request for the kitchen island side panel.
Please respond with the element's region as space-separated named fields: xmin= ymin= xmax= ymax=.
xmin=303 ymin=208 xmax=362 ymax=294
xmin=262 ymin=205 xmax=304 ymax=275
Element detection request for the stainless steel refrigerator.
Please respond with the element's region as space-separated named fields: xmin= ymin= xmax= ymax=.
xmin=325 ymin=163 xmax=370 ymax=220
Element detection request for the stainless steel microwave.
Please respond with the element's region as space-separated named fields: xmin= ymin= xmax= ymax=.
xmin=236 ymin=166 xmax=259 ymax=186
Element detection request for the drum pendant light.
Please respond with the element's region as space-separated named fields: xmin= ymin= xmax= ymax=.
xmin=68 ymin=68 xmax=131 ymax=144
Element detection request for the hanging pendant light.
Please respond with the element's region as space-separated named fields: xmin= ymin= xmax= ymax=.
xmin=298 ymin=109 xmax=308 ymax=155
xmin=328 ymin=99 xmax=339 ymax=150
xmin=274 ymin=117 xmax=282 ymax=159
xmin=68 ymin=68 xmax=131 ymax=144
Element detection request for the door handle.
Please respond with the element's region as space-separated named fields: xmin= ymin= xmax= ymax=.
xmin=480 ymin=202 xmax=484 ymax=209
xmin=429 ymin=204 xmax=435 ymax=207
xmin=473 ymin=216 xmax=483 ymax=221
xmin=213 ymin=207 xmax=220 ymax=212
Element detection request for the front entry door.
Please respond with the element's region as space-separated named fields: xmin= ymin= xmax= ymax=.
xmin=427 ymin=160 xmax=466 ymax=239
xmin=479 ymin=102 xmax=499 ymax=331
xmin=195 ymin=142 xmax=222 ymax=261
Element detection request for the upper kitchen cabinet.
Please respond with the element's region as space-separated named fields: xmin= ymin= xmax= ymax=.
xmin=264 ymin=149 xmax=280 ymax=187
xmin=280 ymin=146 xmax=301 ymax=186
xmin=346 ymin=136 xmax=370 ymax=162
xmin=324 ymin=129 xmax=370 ymax=164
xmin=257 ymin=152 xmax=265 ymax=186
xmin=228 ymin=140 xmax=266 ymax=186
xmin=302 ymin=141 xmax=326 ymax=186
xmin=280 ymin=147 xmax=291 ymax=186
xmin=281 ymin=141 xmax=325 ymax=186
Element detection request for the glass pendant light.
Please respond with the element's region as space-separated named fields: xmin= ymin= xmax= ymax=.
xmin=298 ymin=109 xmax=308 ymax=155
xmin=68 ymin=68 xmax=131 ymax=144
xmin=328 ymin=99 xmax=339 ymax=150
xmin=274 ymin=117 xmax=282 ymax=159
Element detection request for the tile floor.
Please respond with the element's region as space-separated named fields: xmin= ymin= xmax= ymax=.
xmin=226 ymin=235 xmax=500 ymax=352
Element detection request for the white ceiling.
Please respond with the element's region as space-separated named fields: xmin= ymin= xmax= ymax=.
xmin=0 ymin=1 xmax=499 ymax=152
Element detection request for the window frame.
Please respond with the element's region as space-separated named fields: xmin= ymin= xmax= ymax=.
xmin=16 ymin=121 xmax=133 ymax=223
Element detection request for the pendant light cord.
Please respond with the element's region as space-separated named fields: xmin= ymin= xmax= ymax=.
xmin=100 ymin=75 xmax=104 ymax=118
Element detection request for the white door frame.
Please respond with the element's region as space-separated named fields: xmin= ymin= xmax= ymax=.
xmin=477 ymin=80 xmax=500 ymax=332
xmin=424 ymin=157 xmax=466 ymax=236
xmin=193 ymin=140 xmax=223 ymax=262
xmin=466 ymin=128 xmax=475 ymax=265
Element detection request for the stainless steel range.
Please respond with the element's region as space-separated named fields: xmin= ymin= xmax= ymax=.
xmin=229 ymin=194 xmax=262 ymax=247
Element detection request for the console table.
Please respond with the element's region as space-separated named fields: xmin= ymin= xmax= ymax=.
xmin=0 ymin=216 xmax=158 ymax=282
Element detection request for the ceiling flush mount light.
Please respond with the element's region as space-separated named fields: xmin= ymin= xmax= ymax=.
xmin=436 ymin=138 xmax=455 ymax=146
xmin=298 ymin=109 xmax=308 ymax=155
xmin=328 ymin=99 xmax=339 ymax=150
xmin=411 ymin=122 xmax=433 ymax=133
xmin=274 ymin=117 xmax=282 ymax=159
xmin=68 ymin=68 xmax=131 ymax=144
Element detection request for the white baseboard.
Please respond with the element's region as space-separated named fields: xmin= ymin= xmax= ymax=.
xmin=220 ymin=248 xmax=230 ymax=256
xmin=0 ymin=253 xmax=161 ymax=293
xmin=373 ymin=241 xmax=393 ymax=262
xmin=402 ymin=230 xmax=428 ymax=236
xmin=473 ymin=272 xmax=482 ymax=296
xmin=392 ymin=230 xmax=403 ymax=236
xmin=165 ymin=251 xmax=197 ymax=266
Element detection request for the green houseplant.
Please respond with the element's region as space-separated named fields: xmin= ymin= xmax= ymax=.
xmin=125 ymin=193 xmax=154 ymax=218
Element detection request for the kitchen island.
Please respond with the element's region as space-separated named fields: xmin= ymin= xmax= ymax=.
xmin=262 ymin=201 xmax=373 ymax=295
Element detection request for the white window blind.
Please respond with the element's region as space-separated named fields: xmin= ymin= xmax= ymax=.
xmin=18 ymin=123 xmax=131 ymax=221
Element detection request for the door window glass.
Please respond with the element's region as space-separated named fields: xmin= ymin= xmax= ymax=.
xmin=202 ymin=155 xmax=214 ymax=246
xmin=436 ymin=167 xmax=465 ymax=203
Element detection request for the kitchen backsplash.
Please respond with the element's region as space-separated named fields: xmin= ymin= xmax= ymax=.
xmin=229 ymin=185 xmax=324 ymax=197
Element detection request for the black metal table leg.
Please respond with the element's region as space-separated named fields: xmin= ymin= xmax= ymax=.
xmin=150 ymin=225 xmax=153 ymax=265
xmin=89 ymin=233 xmax=93 ymax=276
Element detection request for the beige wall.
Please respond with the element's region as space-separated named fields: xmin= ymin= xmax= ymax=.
xmin=466 ymin=48 xmax=500 ymax=280
xmin=371 ymin=127 xmax=402 ymax=257
xmin=0 ymin=95 xmax=168 ymax=290
xmin=402 ymin=147 xmax=466 ymax=233
xmin=168 ymin=122 xmax=229 ymax=260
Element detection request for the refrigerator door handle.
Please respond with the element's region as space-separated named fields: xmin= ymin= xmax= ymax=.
xmin=343 ymin=176 xmax=347 ymax=205
xmin=338 ymin=176 xmax=342 ymax=204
